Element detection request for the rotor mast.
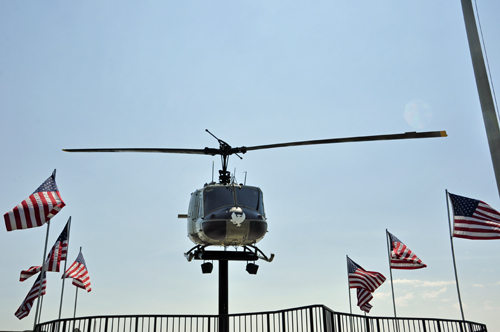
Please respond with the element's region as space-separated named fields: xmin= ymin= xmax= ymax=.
xmin=205 ymin=129 xmax=244 ymax=184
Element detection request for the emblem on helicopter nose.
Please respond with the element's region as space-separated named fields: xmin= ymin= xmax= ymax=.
xmin=230 ymin=207 xmax=246 ymax=226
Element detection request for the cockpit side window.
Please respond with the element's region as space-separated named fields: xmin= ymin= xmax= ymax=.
xmin=235 ymin=187 xmax=264 ymax=214
xmin=204 ymin=187 xmax=234 ymax=215
xmin=188 ymin=191 xmax=200 ymax=220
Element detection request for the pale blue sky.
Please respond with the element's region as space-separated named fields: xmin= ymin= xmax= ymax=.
xmin=1 ymin=0 xmax=500 ymax=331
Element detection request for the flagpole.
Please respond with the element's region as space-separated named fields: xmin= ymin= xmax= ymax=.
xmin=38 ymin=296 xmax=44 ymax=323
xmin=73 ymin=287 xmax=79 ymax=319
xmin=58 ymin=217 xmax=72 ymax=319
xmin=346 ymin=255 xmax=352 ymax=314
xmin=345 ymin=255 xmax=354 ymax=332
xmin=73 ymin=246 xmax=82 ymax=319
xmin=33 ymin=219 xmax=51 ymax=331
xmin=446 ymin=189 xmax=465 ymax=320
xmin=385 ymin=229 xmax=397 ymax=317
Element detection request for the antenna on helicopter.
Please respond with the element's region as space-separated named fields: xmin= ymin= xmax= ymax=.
xmin=243 ymin=171 xmax=247 ymax=185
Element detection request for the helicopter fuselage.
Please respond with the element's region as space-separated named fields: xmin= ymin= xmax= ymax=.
xmin=186 ymin=183 xmax=267 ymax=247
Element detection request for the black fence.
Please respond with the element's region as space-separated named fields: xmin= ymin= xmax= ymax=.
xmin=35 ymin=304 xmax=487 ymax=332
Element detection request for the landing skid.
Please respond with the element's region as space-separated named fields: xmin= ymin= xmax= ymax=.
xmin=184 ymin=245 xmax=275 ymax=262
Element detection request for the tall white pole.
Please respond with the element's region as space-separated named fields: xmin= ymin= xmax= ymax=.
xmin=58 ymin=217 xmax=72 ymax=319
xmin=445 ymin=190 xmax=465 ymax=320
xmin=32 ymin=221 xmax=50 ymax=331
xmin=346 ymin=255 xmax=352 ymax=314
xmin=73 ymin=287 xmax=79 ymax=319
xmin=460 ymin=0 xmax=500 ymax=198
xmin=73 ymin=246 xmax=82 ymax=319
xmin=346 ymin=255 xmax=354 ymax=332
xmin=385 ymin=230 xmax=397 ymax=317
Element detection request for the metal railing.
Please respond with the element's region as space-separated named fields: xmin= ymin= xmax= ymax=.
xmin=35 ymin=304 xmax=487 ymax=332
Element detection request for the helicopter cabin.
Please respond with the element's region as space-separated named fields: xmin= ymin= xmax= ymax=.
xmin=187 ymin=183 xmax=267 ymax=247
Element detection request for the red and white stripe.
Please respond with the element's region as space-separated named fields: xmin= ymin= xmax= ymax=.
xmin=63 ymin=253 xmax=92 ymax=292
xmin=15 ymin=273 xmax=46 ymax=319
xmin=349 ymin=269 xmax=386 ymax=293
xmin=390 ymin=242 xmax=426 ymax=269
xmin=4 ymin=191 xmax=65 ymax=231
xmin=357 ymin=288 xmax=373 ymax=313
xmin=454 ymin=201 xmax=500 ymax=239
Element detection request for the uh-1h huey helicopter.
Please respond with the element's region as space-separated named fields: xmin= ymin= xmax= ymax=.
xmin=63 ymin=129 xmax=447 ymax=263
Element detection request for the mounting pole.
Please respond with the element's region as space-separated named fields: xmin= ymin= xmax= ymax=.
xmin=219 ymin=260 xmax=229 ymax=332
xmin=189 ymin=247 xmax=268 ymax=332
xmin=460 ymin=0 xmax=500 ymax=198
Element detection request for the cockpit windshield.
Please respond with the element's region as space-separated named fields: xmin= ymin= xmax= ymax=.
xmin=204 ymin=187 xmax=234 ymax=214
xmin=235 ymin=187 xmax=263 ymax=212
xmin=203 ymin=186 xmax=264 ymax=215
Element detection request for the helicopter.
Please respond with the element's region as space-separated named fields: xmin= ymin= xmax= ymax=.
xmin=63 ymin=129 xmax=447 ymax=261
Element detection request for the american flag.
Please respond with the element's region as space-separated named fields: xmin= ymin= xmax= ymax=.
xmin=20 ymin=221 xmax=70 ymax=281
xmin=4 ymin=173 xmax=65 ymax=231
xmin=357 ymin=288 xmax=373 ymax=313
xmin=15 ymin=272 xmax=46 ymax=320
xmin=62 ymin=252 xmax=92 ymax=292
xmin=449 ymin=192 xmax=500 ymax=240
xmin=388 ymin=231 xmax=427 ymax=269
xmin=347 ymin=257 xmax=386 ymax=292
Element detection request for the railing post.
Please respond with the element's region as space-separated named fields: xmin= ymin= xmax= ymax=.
xmin=281 ymin=312 xmax=286 ymax=332
xmin=87 ymin=318 xmax=92 ymax=332
xmin=364 ymin=316 xmax=370 ymax=332
xmin=336 ymin=314 xmax=341 ymax=332
xmin=422 ymin=319 xmax=427 ymax=332
xmin=321 ymin=307 xmax=327 ymax=332
xmin=309 ymin=308 xmax=315 ymax=332
xmin=267 ymin=314 xmax=271 ymax=332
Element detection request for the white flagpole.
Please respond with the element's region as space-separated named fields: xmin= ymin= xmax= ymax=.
xmin=73 ymin=246 xmax=82 ymax=319
xmin=346 ymin=255 xmax=352 ymax=314
xmin=73 ymin=287 xmax=79 ymax=319
xmin=346 ymin=255 xmax=354 ymax=332
xmin=445 ymin=189 xmax=465 ymax=320
xmin=32 ymin=220 xmax=50 ymax=330
xmin=385 ymin=229 xmax=397 ymax=317
xmin=58 ymin=217 xmax=72 ymax=319
xmin=34 ymin=169 xmax=58 ymax=329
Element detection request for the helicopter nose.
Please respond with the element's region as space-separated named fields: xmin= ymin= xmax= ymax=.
xmin=201 ymin=207 xmax=267 ymax=244
xmin=229 ymin=207 xmax=245 ymax=226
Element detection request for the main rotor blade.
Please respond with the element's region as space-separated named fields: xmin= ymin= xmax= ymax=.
xmin=62 ymin=148 xmax=209 ymax=155
xmin=63 ymin=131 xmax=447 ymax=156
xmin=242 ymin=131 xmax=447 ymax=152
